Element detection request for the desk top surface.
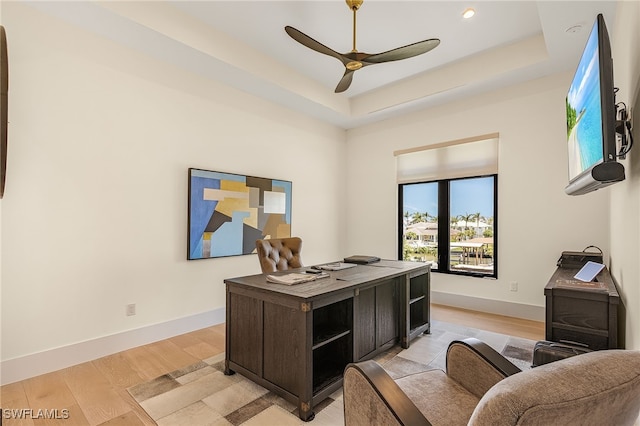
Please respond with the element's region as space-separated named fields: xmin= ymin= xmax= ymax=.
xmin=225 ymin=260 xmax=429 ymax=300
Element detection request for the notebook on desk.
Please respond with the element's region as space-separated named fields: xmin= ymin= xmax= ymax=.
xmin=315 ymin=262 xmax=357 ymax=271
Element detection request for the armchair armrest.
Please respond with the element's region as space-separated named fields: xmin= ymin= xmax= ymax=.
xmin=446 ymin=338 xmax=521 ymax=399
xmin=343 ymin=360 xmax=431 ymax=426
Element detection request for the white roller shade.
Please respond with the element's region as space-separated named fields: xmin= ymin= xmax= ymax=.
xmin=395 ymin=133 xmax=499 ymax=183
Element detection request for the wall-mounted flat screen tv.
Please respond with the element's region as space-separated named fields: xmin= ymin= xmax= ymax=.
xmin=565 ymin=13 xmax=624 ymax=196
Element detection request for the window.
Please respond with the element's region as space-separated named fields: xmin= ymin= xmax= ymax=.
xmin=395 ymin=133 xmax=499 ymax=278
xmin=398 ymin=175 xmax=497 ymax=278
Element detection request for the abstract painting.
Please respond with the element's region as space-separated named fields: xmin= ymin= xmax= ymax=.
xmin=188 ymin=168 xmax=292 ymax=260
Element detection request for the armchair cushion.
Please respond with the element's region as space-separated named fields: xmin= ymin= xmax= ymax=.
xmin=255 ymin=237 xmax=303 ymax=273
xmin=395 ymin=369 xmax=478 ymax=425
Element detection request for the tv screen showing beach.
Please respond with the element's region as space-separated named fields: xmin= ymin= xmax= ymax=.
xmin=566 ymin=20 xmax=604 ymax=182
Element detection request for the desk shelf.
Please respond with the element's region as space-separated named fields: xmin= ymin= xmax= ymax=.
xmin=410 ymin=302 xmax=428 ymax=333
xmin=313 ymin=337 xmax=350 ymax=394
xmin=313 ymin=299 xmax=352 ymax=347
xmin=406 ymin=270 xmax=430 ymax=345
xmin=312 ymin=298 xmax=353 ymax=394
xmin=312 ymin=327 xmax=351 ymax=350
xmin=409 ymin=295 xmax=426 ymax=304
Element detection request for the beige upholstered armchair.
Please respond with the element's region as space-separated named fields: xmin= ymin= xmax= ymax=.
xmin=255 ymin=237 xmax=303 ymax=273
xmin=344 ymin=338 xmax=640 ymax=426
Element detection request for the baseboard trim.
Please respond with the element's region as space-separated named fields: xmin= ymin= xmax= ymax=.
xmin=431 ymin=291 xmax=545 ymax=322
xmin=0 ymin=308 xmax=225 ymax=385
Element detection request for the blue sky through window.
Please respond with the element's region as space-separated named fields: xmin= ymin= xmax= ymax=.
xmin=403 ymin=177 xmax=494 ymax=218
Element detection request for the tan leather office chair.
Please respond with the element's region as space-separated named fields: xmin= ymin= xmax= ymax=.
xmin=255 ymin=237 xmax=303 ymax=273
xmin=343 ymin=338 xmax=640 ymax=426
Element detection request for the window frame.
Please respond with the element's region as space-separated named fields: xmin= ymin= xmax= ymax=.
xmin=398 ymin=174 xmax=498 ymax=279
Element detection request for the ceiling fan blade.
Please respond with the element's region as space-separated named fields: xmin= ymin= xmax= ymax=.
xmin=365 ymin=38 xmax=440 ymax=64
xmin=285 ymin=26 xmax=346 ymax=63
xmin=335 ymin=69 xmax=355 ymax=93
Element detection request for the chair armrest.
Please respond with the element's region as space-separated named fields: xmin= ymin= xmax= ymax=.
xmin=343 ymin=361 xmax=432 ymax=426
xmin=446 ymin=338 xmax=521 ymax=399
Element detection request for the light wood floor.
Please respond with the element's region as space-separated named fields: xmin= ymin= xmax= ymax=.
xmin=0 ymin=304 xmax=544 ymax=425
xmin=430 ymin=304 xmax=545 ymax=341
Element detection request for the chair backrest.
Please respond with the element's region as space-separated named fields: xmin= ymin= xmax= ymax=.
xmin=470 ymin=349 xmax=640 ymax=425
xmin=255 ymin=237 xmax=303 ymax=273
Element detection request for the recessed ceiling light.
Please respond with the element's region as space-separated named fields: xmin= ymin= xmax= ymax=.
xmin=566 ymin=24 xmax=583 ymax=34
xmin=463 ymin=8 xmax=475 ymax=19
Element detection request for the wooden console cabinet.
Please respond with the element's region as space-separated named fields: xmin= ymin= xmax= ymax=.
xmin=544 ymin=265 xmax=621 ymax=350
xmin=224 ymin=260 xmax=430 ymax=421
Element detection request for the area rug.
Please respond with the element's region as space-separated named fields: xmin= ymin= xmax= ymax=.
xmin=127 ymin=320 xmax=536 ymax=425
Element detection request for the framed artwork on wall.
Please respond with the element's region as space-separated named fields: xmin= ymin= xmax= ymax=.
xmin=188 ymin=168 xmax=292 ymax=260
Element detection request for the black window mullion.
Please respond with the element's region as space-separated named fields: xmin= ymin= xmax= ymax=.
xmin=437 ymin=180 xmax=449 ymax=271
xmin=492 ymin=175 xmax=498 ymax=278
xmin=397 ymin=185 xmax=405 ymax=260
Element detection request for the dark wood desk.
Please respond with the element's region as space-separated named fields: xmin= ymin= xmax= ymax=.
xmin=224 ymin=260 xmax=430 ymax=421
xmin=544 ymin=265 xmax=621 ymax=350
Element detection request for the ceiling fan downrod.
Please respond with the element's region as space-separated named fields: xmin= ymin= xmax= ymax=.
xmin=346 ymin=0 xmax=363 ymax=70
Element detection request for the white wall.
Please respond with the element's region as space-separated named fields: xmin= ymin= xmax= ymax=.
xmin=0 ymin=2 xmax=347 ymax=379
xmin=609 ymin=1 xmax=640 ymax=350
xmin=345 ymin=73 xmax=611 ymax=319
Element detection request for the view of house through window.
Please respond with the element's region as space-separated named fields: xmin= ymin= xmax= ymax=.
xmin=399 ymin=175 xmax=497 ymax=278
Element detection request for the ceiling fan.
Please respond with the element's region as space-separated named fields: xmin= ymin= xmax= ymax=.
xmin=285 ymin=0 xmax=440 ymax=93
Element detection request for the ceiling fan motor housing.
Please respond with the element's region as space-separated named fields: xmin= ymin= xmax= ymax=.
xmin=346 ymin=0 xmax=363 ymax=11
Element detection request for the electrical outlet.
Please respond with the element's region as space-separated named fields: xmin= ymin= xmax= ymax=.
xmin=126 ymin=303 xmax=136 ymax=316
xmin=509 ymin=282 xmax=518 ymax=292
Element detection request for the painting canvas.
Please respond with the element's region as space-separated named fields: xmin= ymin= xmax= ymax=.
xmin=188 ymin=168 xmax=292 ymax=260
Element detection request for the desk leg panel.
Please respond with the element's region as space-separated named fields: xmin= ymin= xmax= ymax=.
xmin=377 ymin=279 xmax=399 ymax=347
xmin=354 ymin=287 xmax=375 ymax=360
xmin=227 ymin=293 xmax=262 ymax=376
xmin=263 ymin=301 xmax=306 ymax=398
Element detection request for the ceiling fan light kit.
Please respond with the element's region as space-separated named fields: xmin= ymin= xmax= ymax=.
xmin=285 ymin=0 xmax=440 ymax=93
